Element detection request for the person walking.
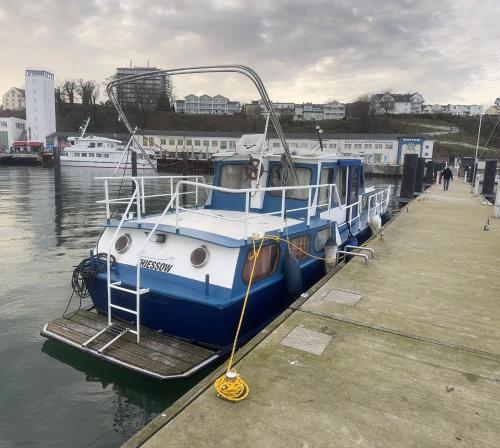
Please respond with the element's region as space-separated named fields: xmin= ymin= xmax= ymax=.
xmin=442 ymin=166 xmax=453 ymax=191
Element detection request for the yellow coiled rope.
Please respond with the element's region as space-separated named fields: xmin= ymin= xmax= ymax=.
xmin=214 ymin=237 xmax=265 ymax=401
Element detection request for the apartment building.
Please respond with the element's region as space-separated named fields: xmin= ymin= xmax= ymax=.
xmin=2 ymin=87 xmax=25 ymax=111
xmin=255 ymin=100 xmax=345 ymax=121
xmin=115 ymin=66 xmax=172 ymax=105
xmin=370 ymin=92 xmax=424 ymax=114
xmin=25 ymin=69 xmax=56 ymax=142
xmin=175 ymin=95 xmax=241 ymax=115
xmin=422 ymin=104 xmax=481 ymax=116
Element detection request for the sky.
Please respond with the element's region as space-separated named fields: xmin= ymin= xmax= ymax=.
xmin=0 ymin=0 xmax=499 ymax=106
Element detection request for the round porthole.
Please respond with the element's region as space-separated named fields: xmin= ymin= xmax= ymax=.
xmin=115 ymin=234 xmax=132 ymax=253
xmin=190 ymin=246 xmax=209 ymax=267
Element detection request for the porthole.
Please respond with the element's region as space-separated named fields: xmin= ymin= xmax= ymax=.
xmin=115 ymin=234 xmax=132 ymax=253
xmin=190 ymin=245 xmax=209 ymax=267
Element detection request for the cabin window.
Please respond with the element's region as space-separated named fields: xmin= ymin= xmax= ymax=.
xmin=194 ymin=140 xmax=201 ymax=147
xmin=334 ymin=167 xmax=347 ymax=205
xmin=149 ymin=137 xmax=154 ymax=146
xmin=269 ymin=166 xmax=312 ymax=200
xmin=96 ymin=153 xmax=102 ymax=158
xmin=186 ymin=139 xmax=192 ymax=146
xmin=318 ymin=168 xmax=335 ymax=207
xmin=314 ymin=228 xmax=330 ymax=251
xmin=242 ymin=243 xmax=279 ymax=283
xmin=89 ymin=143 xmax=95 ymax=148
xmin=203 ymin=140 xmax=209 ymax=147
xmin=289 ymin=234 xmax=311 ymax=260
xmin=177 ymin=139 xmax=183 ymax=146
xmin=103 ymin=154 xmax=110 ymax=158
xmin=81 ymin=153 xmax=87 ymax=157
xmin=220 ymin=164 xmax=248 ymax=189
xmin=373 ymin=154 xmax=382 ymax=163
xmin=97 ymin=143 xmax=103 ymax=147
xmin=74 ymin=153 xmax=80 ymax=157
xmin=70 ymin=141 xmax=75 ymax=145
xmin=160 ymin=139 xmax=166 ymax=145
xmin=212 ymin=141 xmax=218 ymax=147
xmin=88 ymin=153 xmax=94 ymax=157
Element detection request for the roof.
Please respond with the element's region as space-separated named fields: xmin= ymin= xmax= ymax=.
xmin=46 ymin=130 xmax=433 ymax=141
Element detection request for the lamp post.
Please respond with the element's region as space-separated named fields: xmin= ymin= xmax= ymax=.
xmin=316 ymin=124 xmax=324 ymax=152
xmin=471 ymin=106 xmax=483 ymax=190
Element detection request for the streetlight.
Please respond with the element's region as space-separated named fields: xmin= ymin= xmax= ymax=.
xmin=316 ymin=124 xmax=324 ymax=152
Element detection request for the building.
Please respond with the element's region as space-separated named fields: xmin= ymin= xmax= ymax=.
xmin=46 ymin=130 xmax=433 ymax=174
xmin=25 ymin=69 xmax=56 ymax=143
xmin=135 ymin=130 xmax=433 ymax=164
xmin=484 ymin=98 xmax=500 ymax=116
xmin=370 ymin=92 xmax=424 ymax=114
xmin=422 ymin=104 xmax=481 ymax=116
xmin=175 ymin=95 xmax=241 ymax=115
xmin=2 ymin=87 xmax=25 ymax=110
xmin=256 ymin=100 xmax=345 ymax=121
xmin=0 ymin=117 xmax=26 ymax=150
xmin=115 ymin=66 xmax=172 ymax=106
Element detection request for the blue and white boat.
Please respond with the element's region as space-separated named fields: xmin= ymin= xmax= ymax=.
xmin=42 ymin=66 xmax=390 ymax=379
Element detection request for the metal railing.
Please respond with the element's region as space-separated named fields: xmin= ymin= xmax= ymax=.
xmin=96 ymin=175 xmax=207 ymax=223
xmin=172 ymin=180 xmax=361 ymax=239
xmin=367 ymin=187 xmax=391 ymax=219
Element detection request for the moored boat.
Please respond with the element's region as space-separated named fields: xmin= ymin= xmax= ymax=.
xmin=42 ymin=66 xmax=390 ymax=379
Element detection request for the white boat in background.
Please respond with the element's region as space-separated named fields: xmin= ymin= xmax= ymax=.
xmin=60 ymin=118 xmax=156 ymax=170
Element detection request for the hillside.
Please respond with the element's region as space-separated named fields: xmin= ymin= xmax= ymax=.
xmin=2 ymin=105 xmax=498 ymax=159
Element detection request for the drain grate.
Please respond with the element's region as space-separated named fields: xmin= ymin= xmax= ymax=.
xmin=322 ymin=289 xmax=362 ymax=306
xmin=281 ymin=326 xmax=332 ymax=355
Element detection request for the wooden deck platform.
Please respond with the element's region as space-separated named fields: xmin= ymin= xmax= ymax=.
xmin=41 ymin=309 xmax=220 ymax=380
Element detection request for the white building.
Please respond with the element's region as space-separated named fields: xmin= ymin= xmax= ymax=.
xmin=136 ymin=130 xmax=433 ymax=165
xmin=2 ymin=87 xmax=25 ymax=110
xmin=25 ymin=69 xmax=56 ymax=143
xmin=257 ymin=100 xmax=345 ymax=121
xmin=370 ymin=92 xmax=424 ymax=114
xmin=0 ymin=117 xmax=26 ymax=150
xmin=422 ymin=104 xmax=481 ymax=116
xmin=175 ymin=95 xmax=241 ymax=115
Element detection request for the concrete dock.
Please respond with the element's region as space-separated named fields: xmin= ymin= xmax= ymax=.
xmin=124 ymin=180 xmax=500 ymax=448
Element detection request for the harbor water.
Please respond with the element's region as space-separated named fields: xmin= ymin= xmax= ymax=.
xmin=0 ymin=166 xmax=400 ymax=447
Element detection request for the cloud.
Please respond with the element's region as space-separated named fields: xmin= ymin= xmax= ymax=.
xmin=0 ymin=0 xmax=498 ymax=106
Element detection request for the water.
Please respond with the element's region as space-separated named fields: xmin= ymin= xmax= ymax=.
xmin=0 ymin=166 xmax=399 ymax=448
xmin=0 ymin=166 xmax=213 ymax=448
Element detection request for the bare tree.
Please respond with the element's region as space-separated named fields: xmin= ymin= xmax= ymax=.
xmin=54 ymin=83 xmax=66 ymax=113
xmin=347 ymin=93 xmax=371 ymax=119
xmin=63 ymin=80 xmax=77 ymax=106
xmin=77 ymin=79 xmax=100 ymax=108
xmin=370 ymin=91 xmax=395 ymax=115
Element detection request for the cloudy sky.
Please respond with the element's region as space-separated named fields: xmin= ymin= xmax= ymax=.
xmin=0 ymin=0 xmax=499 ymax=105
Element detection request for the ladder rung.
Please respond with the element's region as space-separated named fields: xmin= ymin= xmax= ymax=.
xmin=98 ymin=328 xmax=129 ymax=353
xmin=110 ymin=283 xmax=149 ymax=295
xmin=110 ymin=303 xmax=137 ymax=315
xmin=82 ymin=325 xmax=110 ymax=347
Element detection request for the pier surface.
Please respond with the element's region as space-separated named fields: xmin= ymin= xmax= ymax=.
xmin=126 ymin=181 xmax=500 ymax=448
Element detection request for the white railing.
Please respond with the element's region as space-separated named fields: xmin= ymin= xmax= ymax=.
xmin=173 ymin=180 xmax=361 ymax=239
xmin=96 ymin=175 xmax=206 ymax=223
xmin=367 ymin=186 xmax=391 ymax=219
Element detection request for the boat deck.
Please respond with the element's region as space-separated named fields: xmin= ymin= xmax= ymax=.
xmin=41 ymin=309 xmax=219 ymax=380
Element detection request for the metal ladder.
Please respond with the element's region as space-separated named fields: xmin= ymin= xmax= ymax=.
xmin=81 ymin=281 xmax=149 ymax=351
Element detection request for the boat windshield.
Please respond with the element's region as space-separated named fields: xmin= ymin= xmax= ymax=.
xmin=269 ymin=166 xmax=312 ymax=200
xmin=219 ymin=164 xmax=250 ymax=189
